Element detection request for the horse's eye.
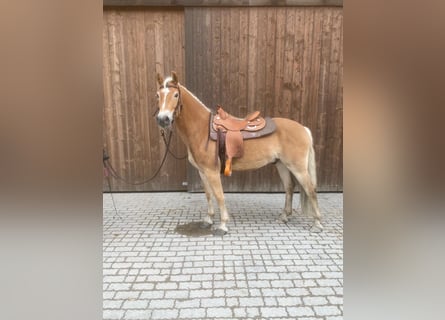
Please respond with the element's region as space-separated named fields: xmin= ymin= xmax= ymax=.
xmin=174 ymin=92 xmax=179 ymax=98
xmin=156 ymin=93 xmax=160 ymax=99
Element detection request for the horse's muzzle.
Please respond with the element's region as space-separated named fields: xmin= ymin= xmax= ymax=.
xmin=156 ymin=114 xmax=172 ymax=128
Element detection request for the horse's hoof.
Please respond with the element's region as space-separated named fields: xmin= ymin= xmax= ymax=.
xmin=199 ymin=221 xmax=212 ymax=229
xmin=278 ymin=213 xmax=289 ymax=223
xmin=213 ymin=228 xmax=227 ymax=236
xmin=310 ymin=221 xmax=324 ymax=233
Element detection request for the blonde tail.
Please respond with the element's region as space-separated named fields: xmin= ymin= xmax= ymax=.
xmin=308 ymin=144 xmax=317 ymax=188
xmin=304 ymin=126 xmax=317 ymax=188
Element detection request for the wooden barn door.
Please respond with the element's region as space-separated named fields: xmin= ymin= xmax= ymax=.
xmin=103 ymin=5 xmax=343 ymax=192
xmin=103 ymin=8 xmax=187 ymax=191
xmin=185 ymin=7 xmax=343 ymax=192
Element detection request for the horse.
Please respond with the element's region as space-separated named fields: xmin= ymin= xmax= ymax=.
xmin=155 ymin=71 xmax=323 ymax=235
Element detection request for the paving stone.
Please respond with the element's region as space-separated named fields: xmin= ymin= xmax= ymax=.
xmin=261 ymin=288 xmax=286 ymax=297
xmin=103 ymin=300 xmax=123 ymax=309
xmin=103 ymin=309 xmax=124 ymax=320
xmin=309 ymin=287 xmax=335 ymax=296
xmin=148 ymin=299 xmax=175 ymax=309
xmin=151 ymin=309 xmax=179 ymax=319
xmin=207 ymin=307 xmax=233 ymax=318
xmin=131 ymin=283 xmax=154 ymax=290
xmin=286 ymin=306 xmax=315 ymax=317
xmin=285 ymin=288 xmax=310 ymax=296
xmin=103 ymin=193 xmax=343 ymax=320
xmin=103 ymin=292 xmax=115 ymax=300
xmin=200 ymin=297 xmax=226 ymax=307
xmin=239 ymin=297 xmax=264 ymax=307
xmin=317 ymin=279 xmax=341 ymax=287
xmin=139 ymin=290 xmax=164 ymax=299
xmin=122 ymin=300 xmax=149 ymax=309
xmin=314 ymin=305 xmax=342 ymax=316
xmin=189 ymin=289 xmax=213 ymax=298
xmin=114 ymin=291 xmax=140 ymax=300
xmin=226 ymin=288 xmax=249 ymax=297
xmin=233 ymin=307 xmax=247 ymax=318
xmin=303 ymin=296 xmax=329 ymax=306
xmin=178 ymin=308 xmax=206 ymax=318
xmin=175 ymin=298 xmax=200 ymax=308
xmin=104 ymin=276 xmax=125 ymax=283
xmin=264 ymin=297 xmax=278 ymax=306
xmin=164 ymin=290 xmax=189 ymax=299
xmin=179 ymin=282 xmax=201 ymax=290
xmin=124 ymin=309 xmax=151 ymax=319
xmin=328 ymin=296 xmax=343 ymax=305
xmin=260 ymin=307 xmax=288 ymax=317
xmin=276 ymin=296 xmax=302 ymax=306
xmin=226 ymin=297 xmax=238 ymax=307
xmin=247 ymin=280 xmax=270 ymax=288
xmin=271 ymin=280 xmax=294 ymax=288
xmin=302 ymin=272 xmax=322 ymax=279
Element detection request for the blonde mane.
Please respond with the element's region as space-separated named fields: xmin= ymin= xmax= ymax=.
xmin=179 ymin=84 xmax=211 ymax=113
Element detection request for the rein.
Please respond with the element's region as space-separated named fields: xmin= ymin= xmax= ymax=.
xmin=104 ymin=81 xmax=188 ymax=218
xmin=102 ymin=84 xmax=187 ymax=188
xmin=103 ymin=116 xmax=186 ymax=220
xmin=104 ymin=82 xmax=188 ymax=186
xmin=103 ymin=129 xmax=174 ymax=186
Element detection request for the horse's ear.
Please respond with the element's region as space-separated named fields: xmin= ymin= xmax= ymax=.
xmin=156 ymin=73 xmax=164 ymax=86
xmin=171 ymin=71 xmax=178 ymax=84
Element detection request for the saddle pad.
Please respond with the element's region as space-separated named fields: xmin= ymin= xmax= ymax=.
xmin=209 ymin=115 xmax=276 ymax=141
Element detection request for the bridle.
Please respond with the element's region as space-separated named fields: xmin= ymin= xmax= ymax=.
xmin=103 ymin=81 xmax=187 ymax=218
xmin=154 ymin=83 xmax=183 ymax=119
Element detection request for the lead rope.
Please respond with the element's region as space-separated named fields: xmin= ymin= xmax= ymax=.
xmin=103 ymin=158 xmax=123 ymax=221
xmin=103 ymin=129 xmax=173 ymax=186
xmin=104 ymin=83 xmax=186 ymax=218
xmin=103 ymin=130 xmax=173 ymax=220
xmin=160 ymin=131 xmax=187 ymax=160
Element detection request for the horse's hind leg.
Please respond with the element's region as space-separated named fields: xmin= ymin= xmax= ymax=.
xmin=289 ymin=168 xmax=323 ymax=232
xmin=199 ymin=171 xmax=215 ymax=228
xmin=275 ymin=161 xmax=296 ymax=223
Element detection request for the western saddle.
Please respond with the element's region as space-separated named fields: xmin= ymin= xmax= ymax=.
xmin=209 ymin=105 xmax=276 ymax=176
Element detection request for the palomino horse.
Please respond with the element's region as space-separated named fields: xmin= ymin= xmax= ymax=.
xmin=155 ymin=71 xmax=323 ymax=235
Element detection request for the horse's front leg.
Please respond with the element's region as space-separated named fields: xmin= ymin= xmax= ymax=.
xmin=198 ymin=171 xmax=215 ymax=228
xmin=204 ymin=171 xmax=229 ymax=236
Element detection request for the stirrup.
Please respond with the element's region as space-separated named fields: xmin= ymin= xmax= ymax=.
xmin=224 ymin=159 xmax=232 ymax=176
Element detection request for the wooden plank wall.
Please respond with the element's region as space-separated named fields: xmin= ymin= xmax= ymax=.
xmin=103 ymin=8 xmax=187 ymax=191
xmin=102 ymin=6 xmax=343 ymax=192
xmin=185 ymin=7 xmax=343 ymax=192
xmin=103 ymin=0 xmax=343 ymax=6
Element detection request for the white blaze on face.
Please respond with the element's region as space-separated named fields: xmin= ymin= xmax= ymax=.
xmin=158 ymin=76 xmax=173 ymax=120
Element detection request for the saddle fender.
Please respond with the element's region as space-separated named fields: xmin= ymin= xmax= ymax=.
xmin=209 ymin=107 xmax=276 ymax=176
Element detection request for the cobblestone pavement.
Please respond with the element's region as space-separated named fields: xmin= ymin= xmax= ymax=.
xmin=103 ymin=192 xmax=343 ymax=320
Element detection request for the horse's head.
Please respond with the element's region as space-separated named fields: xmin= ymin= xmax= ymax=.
xmin=155 ymin=71 xmax=181 ymax=129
